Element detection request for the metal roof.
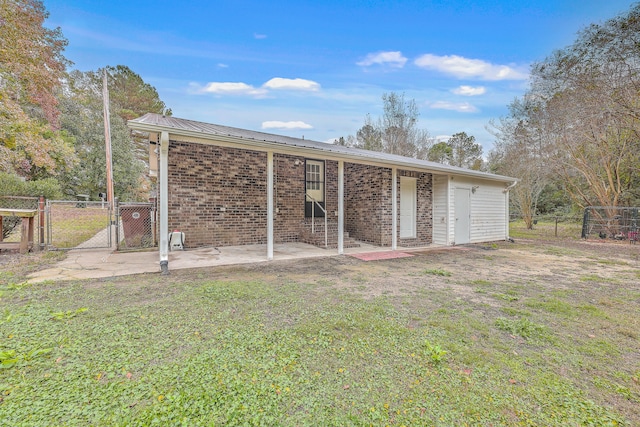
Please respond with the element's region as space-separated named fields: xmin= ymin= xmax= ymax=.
xmin=128 ymin=113 xmax=516 ymax=183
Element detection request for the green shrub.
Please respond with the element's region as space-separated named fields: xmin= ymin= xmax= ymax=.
xmin=0 ymin=172 xmax=62 ymax=199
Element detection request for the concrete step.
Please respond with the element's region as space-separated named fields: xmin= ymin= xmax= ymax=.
xmin=300 ymin=222 xmax=360 ymax=249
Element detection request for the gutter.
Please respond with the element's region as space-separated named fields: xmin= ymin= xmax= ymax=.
xmin=503 ymin=181 xmax=518 ymax=193
xmin=128 ymin=120 xmax=516 ymax=184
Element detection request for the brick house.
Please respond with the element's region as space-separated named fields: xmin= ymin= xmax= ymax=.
xmin=128 ymin=114 xmax=516 ymax=272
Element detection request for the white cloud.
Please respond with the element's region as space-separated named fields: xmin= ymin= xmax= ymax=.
xmin=263 ymin=77 xmax=320 ymax=91
xmin=452 ymin=85 xmax=486 ymax=96
xmin=262 ymin=121 xmax=313 ymax=130
xmin=429 ymin=101 xmax=478 ymax=113
xmin=194 ymin=77 xmax=321 ymax=97
xmin=217 ymin=63 xmax=229 ymax=68
xmin=415 ymin=54 xmax=528 ymax=80
xmin=357 ymin=51 xmax=407 ymax=68
xmin=199 ymin=82 xmax=267 ymax=97
xmin=254 ymin=33 xmax=267 ymax=39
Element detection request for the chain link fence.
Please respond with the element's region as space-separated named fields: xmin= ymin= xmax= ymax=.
xmin=46 ymin=200 xmax=113 ymax=250
xmin=0 ymin=196 xmax=44 ymax=251
xmin=116 ymin=201 xmax=156 ymax=251
xmin=581 ymin=206 xmax=639 ymax=242
xmin=2 ymin=196 xmax=158 ymax=253
xmin=509 ymin=214 xmax=583 ymax=239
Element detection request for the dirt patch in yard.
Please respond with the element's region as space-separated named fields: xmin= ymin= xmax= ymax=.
xmin=224 ymin=238 xmax=639 ymax=297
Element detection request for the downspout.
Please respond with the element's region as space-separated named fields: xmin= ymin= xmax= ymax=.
xmin=445 ymin=175 xmax=450 ymax=246
xmin=503 ymin=181 xmax=517 ymax=194
xmin=502 ymin=181 xmax=517 ymax=241
xmin=159 ymin=131 xmax=169 ymax=274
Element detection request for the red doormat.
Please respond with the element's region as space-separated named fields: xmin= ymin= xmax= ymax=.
xmin=349 ymin=251 xmax=414 ymax=261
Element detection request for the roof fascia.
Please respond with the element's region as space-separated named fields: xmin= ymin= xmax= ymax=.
xmin=128 ymin=121 xmax=516 ymax=183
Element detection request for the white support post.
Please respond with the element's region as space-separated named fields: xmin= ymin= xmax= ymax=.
xmin=392 ymin=167 xmax=397 ymax=250
xmin=446 ymin=176 xmax=451 ymax=246
xmin=337 ymin=160 xmax=344 ymax=254
xmin=159 ymin=131 xmax=169 ymax=274
xmin=267 ymin=151 xmax=274 ymax=260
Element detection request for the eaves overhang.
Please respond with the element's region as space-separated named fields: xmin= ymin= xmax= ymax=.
xmin=128 ymin=114 xmax=517 ymax=184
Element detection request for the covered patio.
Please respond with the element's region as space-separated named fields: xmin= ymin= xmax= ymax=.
xmin=127 ymin=114 xmax=516 ymax=276
xmin=27 ymin=241 xmax=444 ymax=283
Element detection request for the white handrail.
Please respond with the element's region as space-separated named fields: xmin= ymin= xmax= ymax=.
xmin=306 ymin=193 xmax=328 ymax=248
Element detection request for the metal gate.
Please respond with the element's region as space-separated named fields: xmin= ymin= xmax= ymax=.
xmin=46 ymin=200 xmax=114 ymax=250
xmin=115 ymin=201 xmax=157 ymax=251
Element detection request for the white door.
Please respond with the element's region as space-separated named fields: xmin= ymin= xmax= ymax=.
xmin=400 ymin=177 xmax=417 ymax=238
xmin=455 ymin=188 xmax=470 ymax=244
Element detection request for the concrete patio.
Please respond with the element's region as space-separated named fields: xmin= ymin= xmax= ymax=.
xmin=27 ymin=241 xmax=433 ymax=283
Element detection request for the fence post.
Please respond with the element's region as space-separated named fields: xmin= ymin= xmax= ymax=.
xmin=555 ymin=217 xmax=558 ymax=238
xmin=39 ymin=195 xmax=45 ymax=250
xmin=581 ymin=208 xmax=590 ymax=239
xmin=46 ymin=200 xmax=51 ymax=249
xmin=114 ymin=197 xmax=119 ymax=251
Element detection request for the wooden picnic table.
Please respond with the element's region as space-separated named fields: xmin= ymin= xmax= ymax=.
xmin=0 ymin=208 xmax=37 ymax=254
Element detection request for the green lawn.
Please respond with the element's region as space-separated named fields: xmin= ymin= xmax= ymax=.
xmin=1 ymin=239 xmax=639 ymax=426
xmin=509 ymin=218 xmax=583 ymax=240
xmin=2 ymin=205 xmax=108 ymax=249
xmin=47 ymin=205 xmax=111 ymax=249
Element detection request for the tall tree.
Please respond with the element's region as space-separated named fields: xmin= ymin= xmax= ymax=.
xmin=528 ymin=3 xmax=640 ymax=208
xmin=0 ymin=94 xmax=76 ymax=178
xmin=59 ymin=70 xmax=145 ymax=201
xmin=99 ymin=65 xmax=170 ymax=122
xmin=84 ymin=66 xmax=171 ymax=163
xmin=0 ymin=0 xmax=69 ymax=127
xmin=350 ymin=92 xmax=432 ymax=159
xmin=57 ymin=66 xmax=170 ymax=200
xmin=356 ymin=114 xmax=383 ymax=152
xmin=447 ymin=132 xmax=483 ymax=170
xmin=0 ymin=0 xmax=75 ymax=179
xmin=333 ymin=136 xmax=347 ymax=146
xmin=489 ymin=97 xmax=551 ymax=228
xmin=381 ymin=92 xmax=421 ymax=156
xmin=426 ymin=141 xmax=452 ymax=164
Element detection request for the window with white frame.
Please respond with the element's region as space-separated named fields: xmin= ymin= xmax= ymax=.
xmin=305 ymin=159 xmax=325 ymax=217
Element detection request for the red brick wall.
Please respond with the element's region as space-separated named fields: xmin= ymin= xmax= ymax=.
xmin=344 ymin=165 xmax=433 ymax=247
xmin=344 ymin=164 xmax=392 ymax=245
xmin=166 ymin=143 xmax=332 ymax=247
xmin=167 ymin=141 xmax=268 ymax=247
xmin=397 ymin=170 xmax=433 ymax=247
xmin=274 ymin=154 xmax=305 ymax=243
xmin=325 ymin=160 xmax=338 ymax=218
xmin=165 ymin=140 xmax=432 ymax=249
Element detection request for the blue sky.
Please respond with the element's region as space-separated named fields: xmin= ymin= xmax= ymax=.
xmin=47 ymin=0 xmax=634 ymax=152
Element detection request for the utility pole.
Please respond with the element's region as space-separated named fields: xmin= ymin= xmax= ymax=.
xmin=102 ymin=70 xmax=115 ymax=209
